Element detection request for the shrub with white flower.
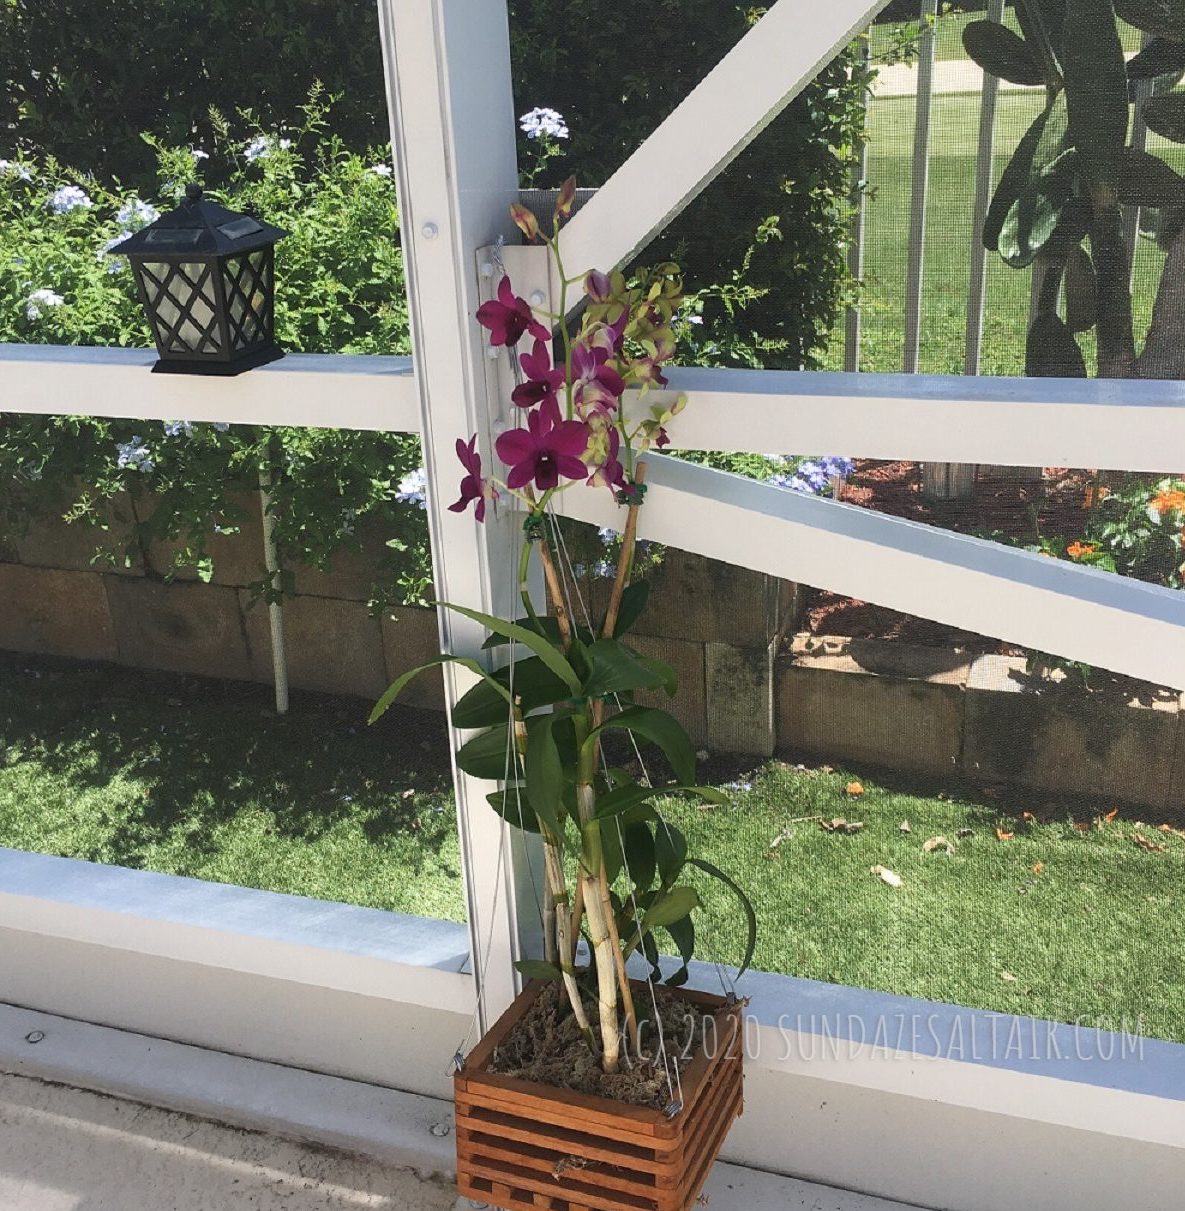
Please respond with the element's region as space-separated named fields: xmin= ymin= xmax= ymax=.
xmin=395 ymin=466 xmax=427 ymax=509
xmin=368 ymin=163 xmax=393 ymax=177
xmin=519 ymin=107 xmax=569 ymax=140
xmin=243 ymin=135 xmax=292 ymax=163
xmin=26 ymin=288 xmax=64 ymax=320
xmin=0 ymin=159 xmax=32 ymax=182
xmin=48 ymin=184 xmax=92 ymax=213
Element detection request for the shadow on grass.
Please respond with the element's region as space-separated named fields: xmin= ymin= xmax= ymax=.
xmin=0 ymin=649 xmax=456 ymax=876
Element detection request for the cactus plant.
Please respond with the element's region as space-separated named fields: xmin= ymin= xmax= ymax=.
xmin=964 ymin=0 xmax=1185 ymax=379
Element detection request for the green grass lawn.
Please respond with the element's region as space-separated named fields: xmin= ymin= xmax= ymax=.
xmin=3 ymin=652 xmax=1183 ymax=1042
xmin=870 ymin=11 xmax=1143 ymax=64
xmin=822 ymin=42 xmax=1178 ymax=375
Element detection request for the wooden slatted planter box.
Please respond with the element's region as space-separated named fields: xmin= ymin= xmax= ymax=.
xmin=455 ymin=982 xmax=744 ymax=1211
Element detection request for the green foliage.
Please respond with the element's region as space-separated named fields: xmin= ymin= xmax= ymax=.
xmin=0 ymin=100 xmax=430 ymax=610
xmin=506 ymin=0 xmax=868 ymax=371
xmin=969 ymin=0 xmax=1185 ymax=378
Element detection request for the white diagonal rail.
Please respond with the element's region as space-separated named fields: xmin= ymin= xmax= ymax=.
xmin=557 ymin=454 xmax=1185 ymax=691
xmin=554 ymin=0 xmax=894 ymax=290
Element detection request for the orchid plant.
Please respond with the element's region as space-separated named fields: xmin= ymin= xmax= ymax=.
xmin=372 ymin=180 xmax=754 ymax=1076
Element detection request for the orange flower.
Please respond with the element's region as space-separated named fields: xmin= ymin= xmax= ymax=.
xmin=1066 ymin=541 xmax=1096 ymax=558
xmin=1151 ymin=488 xmax=1185 ymax=515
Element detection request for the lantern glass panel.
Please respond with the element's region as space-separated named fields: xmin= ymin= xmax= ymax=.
xmin=222 ymin=250 xmax=273 ymax=352
xmin=140 ymin=260 xmax=223 ymax=355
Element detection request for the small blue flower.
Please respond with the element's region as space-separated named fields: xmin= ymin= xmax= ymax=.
xmin=725 ymin=780 xmax=753 ymax=792
xmin=163 ymin=421 xmax=194 ymax=438
xmin=211 ymin=422 xmax=230 ymax=433
xmin=395 ymin=467 xmax=428 ymax=509
xmin=0 ymin=159 xmax=32 ymax=182
xmin=519 ymin=107 xmax=569 ymax=141
xmin=593 ymin=560 xmax=614 ymax=578
xmin=116 ymin=438 xmax=154 ymax=474
xmin=597 ymin=526 xmax=619 ymax=546
xmin=116 ymin=198 xmax=158 ymax=230
xmin=48 ymin=184 xmax=92 ymax=213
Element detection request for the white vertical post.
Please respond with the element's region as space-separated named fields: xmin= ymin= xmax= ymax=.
xmin=844 ymin=39 xmax=871 ymax=375
xmin=902 ymin=0 xmax=937 ymax=375
xmin=376 ymin=0 xmax=538 ymax=1032
xmin=964 ymin=0 xmax=1004 ymax=377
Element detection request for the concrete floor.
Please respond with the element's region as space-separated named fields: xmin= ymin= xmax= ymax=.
xmin=0 ymin=1072 xmax=459 ymax=1211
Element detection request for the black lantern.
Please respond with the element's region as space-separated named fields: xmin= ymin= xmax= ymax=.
xmin=110 ymin=184 xmax=287 ymax=375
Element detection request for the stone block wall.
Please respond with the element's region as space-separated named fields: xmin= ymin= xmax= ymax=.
xmin=778 ymin=635 xmax=1185 ymax=809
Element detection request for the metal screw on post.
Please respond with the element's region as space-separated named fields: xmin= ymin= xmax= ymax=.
xmin=24 ymin=1031 xmax=45 ymax=1044
xmin=429 ymin=1121 xmax=451 ymax=1138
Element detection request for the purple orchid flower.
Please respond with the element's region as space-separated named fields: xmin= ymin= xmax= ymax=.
xmin=511 ymin=339 xmax=566 ymax=409
xmin=476 ymin=276 xmax=550 ymax=347
xmin=571 ymin=339 xmax=625 ymax=420
xmin=450 ymin=435 xmax=494 ymax=522
xmin=495 ymin=398 xmax=590 ymax=491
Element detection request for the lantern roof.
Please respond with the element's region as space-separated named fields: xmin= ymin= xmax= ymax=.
xmin=109 ymin=184 xmax=288 ymax=258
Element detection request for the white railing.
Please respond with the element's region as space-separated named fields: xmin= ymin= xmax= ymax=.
xmin=3 ymin=3 xmax=1185 ymax=1208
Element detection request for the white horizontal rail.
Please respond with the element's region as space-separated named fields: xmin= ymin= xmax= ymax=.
xmin=0 ymin=344 xmax=418 ymax=432
xmin=555 ymin=0 xmax=892 ymax=289
xmin=647 ymin=367 xmax=1185 ymax=471
xmin=556 ymin=454 xmax=1185 ymax=689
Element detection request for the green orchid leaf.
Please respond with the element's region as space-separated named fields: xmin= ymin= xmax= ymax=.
xmin=641 ymin=885 xmax=700 ymax=932
xmin=588 ymin=706 xmax=696 ymax=784
xmin=686 ymin=857 xmax=757 ymax=978
xmin=451 ymin=655 xmax=574 ymax=730
xmin=524 ymin=714 xmax=565 ymax=840
xmin=637 ymin=654 xmax=677 ymax=697
xmin=1027 ymin=311 xmax=1088 ymax=377
xmin=1144 ymin=93 xmax=1185 ymax=144
xmin=655 ymin=821 xmax=689 ymax=887
xmin=514 ymin=959 xmax=564 ymax=982
xmin=486 ymin=786 xmax=540 ymax=833
xmin=1116 ymin=147 xmax=1185 ymax=205
xmin=622 ymin=821 xmax=657 ymax=891
xmin=581 ymin=638 xmax=669 ymax=698
xmin=482 ymin=616 xmax=595 ymax=649
xmin=456 ymin=724 xmax=512 ymax=781
xmin=439 ymin=602 xmax=582 ymax=694
xmin=594 ymin=782 xmax=725 ymax=820
xmin=962 ymin=20 xmax=1045 ymax=85
xmin=607 ymin=579 xmax=650 ymax=638
xmin=664 ymin=914 xmax=696 ymax=987
xmin=370 ymin=654 xmax=508 ymax=725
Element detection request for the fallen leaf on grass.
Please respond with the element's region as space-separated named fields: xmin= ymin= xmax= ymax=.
xmin=922 ymin=835 xmax=955 ymax=855
xmin=1000 ymin=971 xmax=1018 ymax=983
xmin=1032 ymin=862 xmax=1045 ymax=875
xmin=821 ymin=817 xmax=864 ymax=834
xmin=1104 ymin=808 xmax=1119 ymax=822
xmin=957 ymin=827 xmax=974 ymax=839
xmin=1022 ymin=811 xmax=1036 ymax=823
xmin=870 ymin=865 xmax=903 ymax=888
xmin=899 ymin=820 xmax=912 ymax=833
xmin=1132 ymin=832 xmax=1167 ymax=854
xmin=1159 ymin=823 xmax=1185 ymax=840
xmin=996 ymin=828 xmax=1014 ymax=841
xmin=845 ymin=781 xmax=864 ymax=796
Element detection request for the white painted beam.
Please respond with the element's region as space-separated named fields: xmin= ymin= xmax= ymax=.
xmin=557 ymin=454 xmax=1185 ymax=689
xmin=640 ymin=366 xmax=1185 ymax=471
xmin=0 ymin=344 xmax=417 ymax=432
xmin=555 ymin=0 xmax=893 ymax=286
